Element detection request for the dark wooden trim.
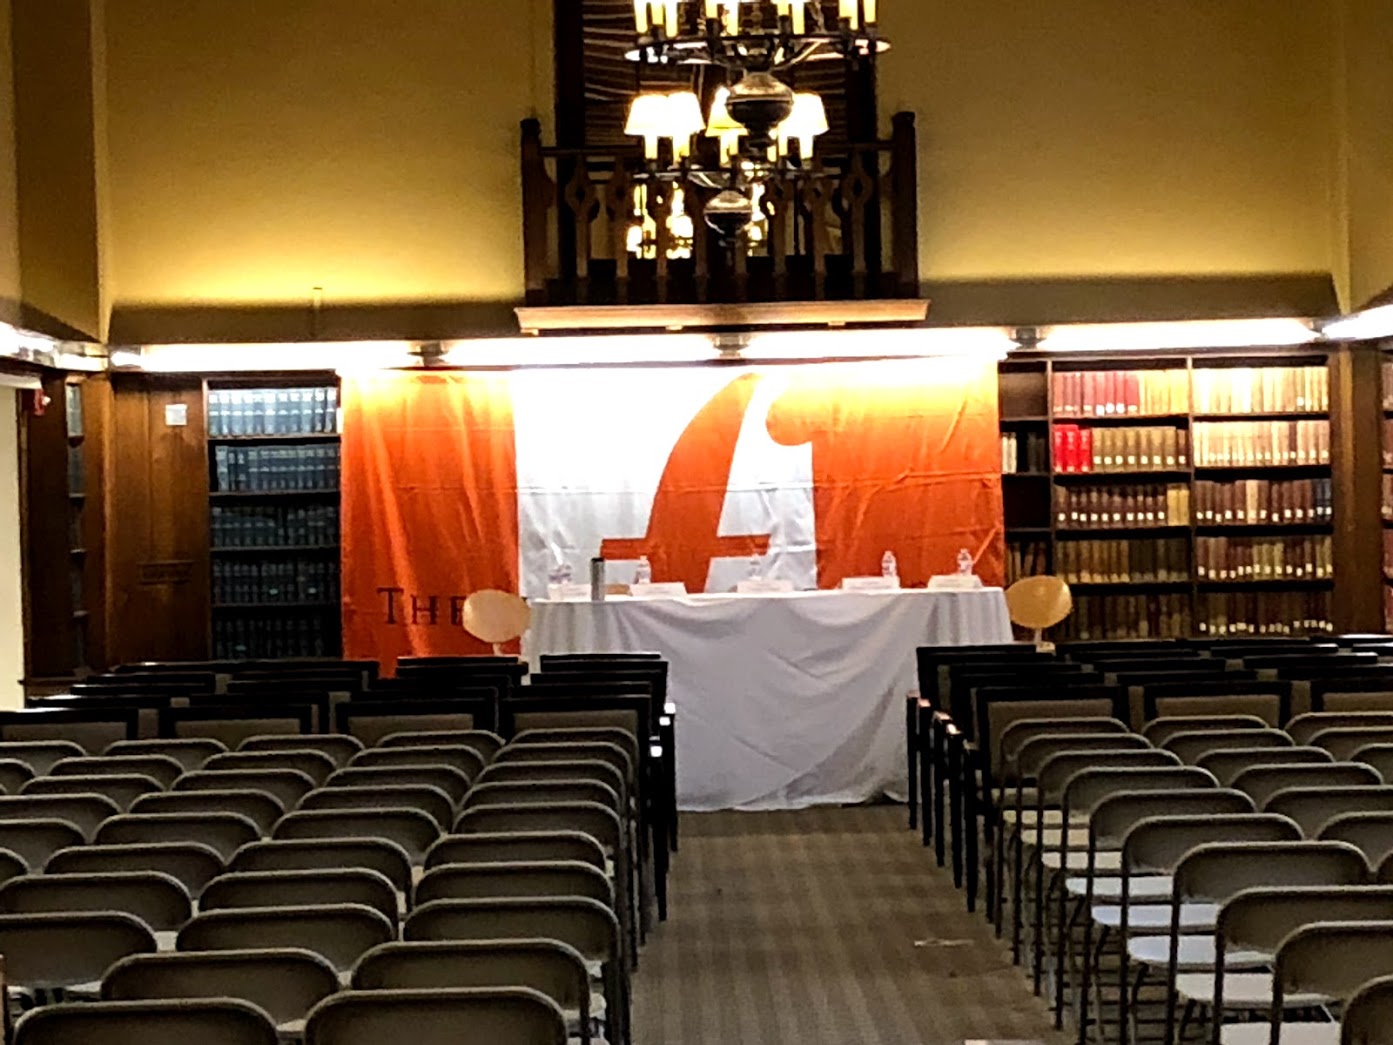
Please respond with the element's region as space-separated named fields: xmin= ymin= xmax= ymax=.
xmin=21 ymin=372 xmax=76 ymax=678
xmin=553 ymin=0 xmax=586 ymax=148
xmin=890 ymin=112 xmax=920 ymax=297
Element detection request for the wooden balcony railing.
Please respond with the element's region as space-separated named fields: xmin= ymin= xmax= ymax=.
xmin=520 ymin=112 xmax=920 ymax=308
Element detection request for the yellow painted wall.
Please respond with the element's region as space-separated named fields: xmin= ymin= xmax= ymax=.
xmin=878 ymin=1 xmax=1335 ymax=284
xmin=104 ymin=0 xmax=553 ymax=319
xmin=0 ymin=0 xmax=20 ymax=319
xmin=1341 ymin=0 xmax=1393 ymax=309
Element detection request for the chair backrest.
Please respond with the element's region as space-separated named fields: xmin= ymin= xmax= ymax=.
xmin=1354 ymin=745 xmax=1393 ymax=784
xmin=1062 ymin=767 xmax=1216 ymax=822
xmin=1036 ymin=749 xmax=1181 ymax=801
xmin=162 ymin=705 xmax=315 ymax=748
xmin=0 ymin=848 xmax=27 ymax=886
xmin=0 ymin=870 xmax=191 ymax=931
xmin=0 ymin=711 xmax=137 ymax=754
xmin=52 ymin=754 xmax=184 ymax=788
xmin=1122 ymin=814 xmax=1303 ymax=876
xmin=1343 ymin=973 xmax=1393 ymax=1045
xmin=977 ymin=692 xmax=1121 ymax=762
xmin=20 ymin=772 xmax=164 ymax=810
xmin=1266 ymin=787 xmax=1393 ymax=835
xmin=378 ymin=730 xmax=504 ymax=763
xmin=1289 ymin=711 xmax=1393 ymax=745
xmin=205 ymin=750 xmax=338 ymax=786
xmin=0 ymin=759 xmax=33 ymax=794
xmin=0 ymin=911 xmax=155 ymax=988
xmin=1173 ymin=841 xmax=1370 ymax=904
xmin=415 ymin=860 xmax=612 ymax=908
xmin=493 ymin=742 xmax=633 ymax=785
xmin=13 ymin=999 xmax=279 ymax=1045
xmin=476 ymin=760 xmax=627 ymax=801
xmin=349 ymin=745 xmax=486 ymax=780
xmin=1311 ymin=727 xmax=1393 ymax=761
xmin=46 ymin=842 xmax=224 ymax=897
xmin=298 ymin=785 xmax=454 ymax=830
xmin=326 ymin=765 xmax=472 ymax=804
xmin=174 ymin=768 xmax=317 ymax=809
xmin=1218 ymin=886 xmax=1393 ymax=963
xmin=403 ymin=896 xmax=619 ymax=965
xmin=95 ymin=812 xmax=261 ymax=861
xmin=996 ymin=717 xmax=1130 ymax=777
xmin=228 ymin=838 xmax=413 ymax=895
xmin=273 ymin=809 xmax=442 ymax=865
xmin=462 ymin=780 xmax=621 ymax=815
xmin=0 ymin=793 xmax=119 ymax=838
xmin=0 ymin=819 xmax=85 ymax=870
xmin=1014 ymin=733 xmax=1153 ymax=780
xmin=0 ymin=740 xmax=87 ymax=774
xmin=1232 ymin=762 xmax=1382 ymax=806
xmin=1140 ymin=715 xmax=1272 ymax=747
xmin=105 ymin=738 xmax=227 ymax=771
xmin=239 ymin=733 xmax=364 ymax=766
xmin=132 ymin=789 xmax=285 ymax=835
xmin=351 ymin=938 xmax=588 ymax=1014
xmin=511 ymin=726 xmax=639 ymax=767
xmin=178 ymin=903 xmax=395 ymax=973
xmin=1315 ymin=689 xmax=1393 ymax=713
xmin=1319 ymin=812 xmax=1393 ymax=868
xmin=1196 ymin=746 xmax=1334 ymax=786
xmin=1089 ymin=790 xmax=1255 ymax=852
xmin=103 ymin=949 xmax=339 ymax=1029
xmin=200 ymin=869 xmax=398 ymax=926
xmin=1161 ymin=729 xmax=1291 ymax=764
xmin=334 ymin=694 xmax=496 ymax=746
xmin=424 ymin=831 xmax=607 ymax=872
xmin=1150 ymin=693 xmax=1286 ymax=727
xmin=1274 ymin=921 xmax=1393 ymax=1013
xmin=452 ymin=802 xmax=622 ymax=854
xmin=303 ymin=987 xmax=567 ymax=1045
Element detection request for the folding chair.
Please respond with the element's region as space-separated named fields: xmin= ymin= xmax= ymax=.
xmin=201 ymin=869 xmax=398 ymax=927
xmin=303 ymin=987 xmax=568 ymax=1045
xmin=0 ymin=849 xmax=26 ymax=886
xmin=0 ymin=759 xmax=33 ymax=794
xmin=1266 ymin=788 xmax=1393 ymax=836
xmin=0 ymin=741 xmax=86 ymax=775
xmin=46 ymin=842 xmax=224 ymax=897
xmin=477 ymin=760 xmax=629 ymax=805
xmin=1319 ymin=812 xmax=1393 ymax=869
xmin=462 ymin=780 xmax=621 ymax=816
xmin=512 ymin=728 xmax=640 ymax=769
xmin=1149 ymin=694 xmax=1287 ymax=729
xmin=415 ymin=861 xmax=612 ymax=908
xmin=404 ymin=898 xmax=625 ymax=1045
xmin=352 ymin=940 xmax=595 ymax=1045
xmin=273 ymin=809 xmax=442 ymax=866
xmin=0 ymin=872 xmax=191 ymax=934
xmin=1310 ymin=728 xmax=1393 ymax=763
xmin=0 ymin=911 xmax=155 ymax=1000
xmin=19 ymin=772 xmax=162 ymax=811
xmin=1254 ymin=921 xmax=1393 ymax=1045
xmin=1142 ymin=717 xmax=1272 ymax=747
xmin=1352 ymin=745 xmax=1393 ymax=783
xmin=103 ymin=949 xmax=339 ymax=1039
xmin=378 ymin=730 xmax=504 ymax=763
xmin=424 ymin=831 xmax=607 ymax=872
xmin=349 ymin=745 xmax=485 ymax=780
xmin=1343 ymin=974 xmax=1393 ymax=1045
xmin=13 ymin=998 xmax=279 ymax=1045
xmin=298 ymin=784 xmax=454 ymax=830
xmin=1163 ymin=731 xmax=1292 ymax=765
xmin=239 ymin=733 xmax=364 ymax=766
xmin=131 ymin=789 xmax=285 ymax=835
xmin=1288 ymin=712 xmax=1393 ymax=746
xmin=1232 ymin=763 xmax=1382 ymax=807
xmin=52 ymin=754 xmax=184 ymax=788
xmin=179 ymin=903 xmax=394 ymax=975
xmin=205 ymin=750 xmax=338 ymax=786
xmin=174 ymin=768 xmax=317 ymax=809
xmin=0 ymin=820 xmax=86 ymax=871
xmin=95 ymin=812 xmax=261 ymax=861
xmin=1197 ymin=747 xmax=1334 ymax=787
xmin=0 ymin=793 xmax=119 ymax=839
xmin=229 ymin=838 xmax=413 ymax=897
xmin=105 ymin=738 xmax=227 ymax=772
xmin=325 ymin=766 xmax=472 ymax=806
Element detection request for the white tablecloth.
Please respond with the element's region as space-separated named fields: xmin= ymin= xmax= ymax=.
xmin=525 ymin=588 xmax=1012 ymax=812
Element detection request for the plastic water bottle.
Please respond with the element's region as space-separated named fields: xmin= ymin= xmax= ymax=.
xmin=957 ymin=548 xmax=974 ymax=575
xmin=634 ymin=555 xmax=652 ymax=585
xmin=747 ymin=555 xmax=763 ymax=580
xmin=881 ymin=550 xmax=898 ymax=578
xmin=558 ymin=561 xmax=573 ymax=585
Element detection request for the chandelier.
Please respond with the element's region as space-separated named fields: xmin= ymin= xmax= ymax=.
xmin=624 ymin=1 xmax=889 ymax=240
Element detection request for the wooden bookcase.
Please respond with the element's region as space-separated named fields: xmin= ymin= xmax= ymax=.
xmin=1000 ymin=348 xmax=1338 ymax=640
xmin=206 ymin=378 xmax=342 ymax=660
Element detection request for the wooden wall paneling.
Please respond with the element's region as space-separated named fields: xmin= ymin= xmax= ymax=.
xmin=79 ymin=376 xmax=111 ymax=669
xmin=21 ymin=372 xmax=75 ymax=679
xmin=1331 ymin=341 xmax=1384 ymax=631
xmin=105 ymin=375 xmax=211 ymax=666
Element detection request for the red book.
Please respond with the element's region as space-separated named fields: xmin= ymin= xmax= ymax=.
xmin=1063 ymin=425 xmax=1080 ymax=474
xmin=1052 ymin=425 xmax=1066 ymax=473
xmin=1079 ymin=427 xmax=1094 ymax=472
xmin=1125 ymin=372 xmax=1141 ymax=414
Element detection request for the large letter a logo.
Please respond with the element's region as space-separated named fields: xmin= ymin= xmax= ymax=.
xmin=601 ymin=373 xmax=772 ymax=592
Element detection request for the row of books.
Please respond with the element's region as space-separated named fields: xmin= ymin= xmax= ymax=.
xmin=1001 ymin=431 xmax=1049 ymax=474
xmin=1052 ymin=370 xmax=1189 ymax=418
xmin=211 ymin=505 xmax=340 ymax=549
xmin=67 ymin=445 xmax=85 ymax=496
xmin=1382 ymin=422 xmax=1393 ymax=467
xmin=64 ymin=383 xmax=83 ymax=439
xmin=1052 ymin=425 xmax=1188 ymax=473
xmin=1056 ymin=538 xmax=1189 ymax=585
xmin=213 ymin=445 xmax=341 ymax=493
xmin=1055 ymin=484 xmax=1190 ymax=529
xmin=1192 ymin=420 xmax=1330 ymax=468
xmin=1193 ymin=479 xmax=1333 ymax=526
xmin=213 ymin=615 xmax=339 ymax=660
xmin=1053 ymin=594 xmax=1193 ymax=640
xmin=1194 ymin=535 xmax=1333 ymax=582
xmin=1006 ymin=539 xmax=1050 ymax=585
xmin=1197 ymin=592 xmax=1333 ymax=636
xmin=1191 ymin=366 xmax=1329 ymax=415
xmin=208 ymin=387 xmax=339 ymax=437
xmin=212 ymin=559 xmax=341 ymax=605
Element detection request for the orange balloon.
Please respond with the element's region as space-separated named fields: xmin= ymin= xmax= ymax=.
xmin=1005 ymin=575 xmax=1073 ymax=631
xmin=462 ymin=590 xmax=532 ymax=645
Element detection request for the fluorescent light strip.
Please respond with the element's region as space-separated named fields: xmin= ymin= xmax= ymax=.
xmin=1034 ymin=317 xmax=1317 ymax=353
xmin=440 ymin=334 xmax=718 ymax=368
xmin=112 ymin=341 xmax=420 ymax=374
xmin=743 ymin=326 xmax=1015 ymax=361
xmin=1322 ymin=304 xmax=1393 ymax=342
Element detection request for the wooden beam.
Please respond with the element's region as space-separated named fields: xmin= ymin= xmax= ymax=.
xmin=515 ymin=299 xmax=930 ymax=334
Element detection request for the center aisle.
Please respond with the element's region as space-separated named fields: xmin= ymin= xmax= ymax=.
xmin=632 ymin=805 xmax=1065 ymax=1044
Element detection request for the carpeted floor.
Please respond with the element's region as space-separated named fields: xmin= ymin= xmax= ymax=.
xmin=631 ymin=805 xmax=1066 ymax=1044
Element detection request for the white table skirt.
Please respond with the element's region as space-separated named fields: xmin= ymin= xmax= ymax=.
xmin=525 ymin=588 xmax=1012 ymax=812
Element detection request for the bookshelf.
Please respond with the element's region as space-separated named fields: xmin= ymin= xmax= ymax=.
xmin=64 ymin=381 xmax=88 ymax=669
xmin=206 ymin=381 xmax=342 ymax=659
xmin=998 ymin=352 xmax=1336 ymax=640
